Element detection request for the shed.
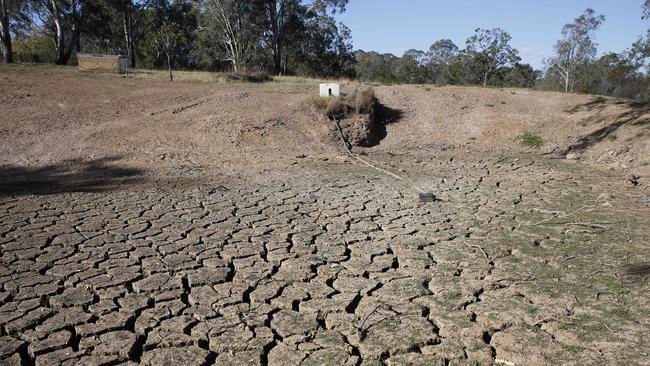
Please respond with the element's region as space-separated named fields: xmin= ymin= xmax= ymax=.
xmin=77 ymin=54 xmax=128 ymax=74
xmin=320 ymin=83 xmax=340 ymax=97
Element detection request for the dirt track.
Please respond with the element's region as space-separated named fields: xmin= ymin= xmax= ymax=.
xmin=1 ymin=64 xmax=650 ymax=365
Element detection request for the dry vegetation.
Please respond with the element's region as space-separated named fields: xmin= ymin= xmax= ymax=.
xmin=312 ymin=86 xmax=376 ymax=120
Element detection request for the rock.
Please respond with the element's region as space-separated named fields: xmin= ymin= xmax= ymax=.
xmin=566 ymin=153 xmax=579 ymax=160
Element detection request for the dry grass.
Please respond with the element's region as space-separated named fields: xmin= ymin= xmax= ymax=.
xmin=311 ymin=87 xmax=376 ymax=120
xmin=354 ymin=87 xmax=375 ymax=114
xmin=225 ymin=71 xmax=273 ymax=83
xmin=311 ymin=95 xmax=330 ymax=110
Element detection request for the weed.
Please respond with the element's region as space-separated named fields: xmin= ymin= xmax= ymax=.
xmin=468 ymin=342 xmax=483 ymax=352
xmin=562 ymin=344 xmax=583 ymax=354
xmin=610 ymin=308 xmax=631 ymax=320
xmin=524 ymin=305 xmax=539 ymax=316
xmin=522 ymin=324 xmax=541 ymax=333
xmin=607 ymin=133 xmax=618 ymax=141
xmin=468 ymin=360 xmax=482 ymax=366
xmin=519 ymin=133 xmax=544 ymax=148
xmin=542 ymin=270 xmax=561 ymax=279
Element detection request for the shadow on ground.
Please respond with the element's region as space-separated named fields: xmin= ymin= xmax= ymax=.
xmin=562 ymin=97 xmax=650 ymax=155
xmin=0 ymin=156 xmax=146 ymax=197
xmin=368 ymin=101 xmax=403 ymax=147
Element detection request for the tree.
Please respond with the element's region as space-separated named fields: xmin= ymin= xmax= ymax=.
xmin=502 ymin=63 xmax=538 ymax=88
xmin=148 ymin=22 xmax=181 ymax=81
xmin=0 ymin=0 xmax=27 ymax=62
xmin=201 ymin=0 xmax=254 ymax=72
xmin=643 ymin=0 xmax=650 ymax=19
xmin=465 ymin=28 xmax=520 ymax=86
xmin=427 ymin=39 xmax=459 ymax=84
xmin=394 ymin=49 xmax=428 ymax=84
xmin=251 ymin=0 xmax=348 ymax=75
xmin=113 ymin=0 xmax=152 ymax=67
xmin=545 ymin=8 xmax=605 ymax=93
xmin=31 ymin=0 xmax=83 ymax=65
xmin=354 ymin=50 xmax=396 ymax=83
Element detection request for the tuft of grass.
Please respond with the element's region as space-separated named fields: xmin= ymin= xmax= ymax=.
xmin=311 ymin=86 xmax=375 ymax=120
xmin=311 ymin=95 xmax=329 ymax=110
xmin=519 ymin=133 xmax=544 ymax=148
xmin=607 ymin=133 xmax=618 ymax=141
xmin=354 ymin=87 xmax=375 ymax=114
xmin=562 ymin=344 xmax=584 ymax=354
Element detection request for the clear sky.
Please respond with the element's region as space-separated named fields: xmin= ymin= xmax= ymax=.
xmin=335 ymin=0 xmax=648 ymax=69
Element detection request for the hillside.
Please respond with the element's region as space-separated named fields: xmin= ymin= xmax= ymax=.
xmin=1 ymin=64 xmax=648 ymax=180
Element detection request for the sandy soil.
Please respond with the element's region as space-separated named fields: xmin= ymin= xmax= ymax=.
xmin=0 ymin=64 xmax=649 ymax=366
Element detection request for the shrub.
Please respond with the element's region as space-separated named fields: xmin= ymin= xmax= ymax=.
xmin=519 ymin=133 xmax=544 ymax=148
xmin=225 ymin=71 xmax=272 ymax=83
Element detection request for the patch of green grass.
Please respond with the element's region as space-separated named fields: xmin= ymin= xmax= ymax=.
xmin=446 ymin=291 xmax=462 ymax=300
xmin=542 ymin=269 xmax=562 ymax=279
xmin=522 ymin=324 xmax=541 ymax=333
xmin=518 ymin=133 xmax=544 ymax=148
xmin=468 ymin=343 xmax=482 ymax=352
xmin=607 ymin=133 xmax=618 ymax=141
xmin=525 ymin=305 xmax=539 ymax=316
xmin=562 ymin=344 xmax=584 ymax=354
xmin=609 ymin=308 xmax=631 ymax=320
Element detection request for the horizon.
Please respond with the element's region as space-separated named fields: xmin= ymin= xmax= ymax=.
xmin=335 ymin=0 xmax=648 ymax=69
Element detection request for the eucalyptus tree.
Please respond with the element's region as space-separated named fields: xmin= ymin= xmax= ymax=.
xmin=465 ymin=28 xmax=520 ymax=86
xmin=1 ymin=0 xmax=29 ymax=62
xmin=545 ymin=8 xmax=605 ymax=93
xmin=30 ymin=0 xmax=84 ymax=65
xmin=199 ymin=0 xmax=255 ymax=72
xmin=427 ymin=39 xmax=459 ymax=84
xmin=250 ymin=0 xmax=348 ymax=75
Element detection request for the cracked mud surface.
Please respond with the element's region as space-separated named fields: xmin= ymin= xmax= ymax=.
xmin=1 ymin=153 xmax=649 ymax=366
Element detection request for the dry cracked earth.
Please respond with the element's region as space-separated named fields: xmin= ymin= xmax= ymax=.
xmin=1 ymin=153 xmax=650 ymax=366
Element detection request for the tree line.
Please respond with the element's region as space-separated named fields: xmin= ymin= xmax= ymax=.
xmin=1 ymin=1 xmax=649 ymax=100
xmin=0 ymin=0 xmax=355 ymax=77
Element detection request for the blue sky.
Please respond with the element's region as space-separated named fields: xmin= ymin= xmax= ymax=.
xmin=335 ymin=0 xmax=648 ymax=69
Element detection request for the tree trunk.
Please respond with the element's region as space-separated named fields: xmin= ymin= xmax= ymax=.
xmin=483 ymin=72 xmax=488 ymax=87
xmin=167 ymin=52 xmax=172 ymax=82
xmin=48 ymin=0 xmax=69 ymax=65
xmin=0 ymin=0 xmax=13 ymax=63
xmin=564 ymin=72 xmax=569 ymax=93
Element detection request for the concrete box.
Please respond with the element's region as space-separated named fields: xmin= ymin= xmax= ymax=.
xmin=320 ymin=83 xmax=340 ymax=97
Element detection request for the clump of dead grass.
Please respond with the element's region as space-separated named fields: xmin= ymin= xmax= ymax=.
xmin=312 ymin=86 xmax=376 ymax=120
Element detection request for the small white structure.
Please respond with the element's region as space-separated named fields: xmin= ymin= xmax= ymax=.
xmin=320 ymin=83 xmax=340 ymax=97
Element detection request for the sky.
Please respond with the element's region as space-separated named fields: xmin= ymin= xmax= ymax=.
xmin=334 ymin=0 xmax=648 ymax=69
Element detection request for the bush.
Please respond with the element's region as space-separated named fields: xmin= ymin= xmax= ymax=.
xmin=519 ymin=133 xmax=544 ymax=148
xmin=225 ymin=71 xmax=273 ymax=83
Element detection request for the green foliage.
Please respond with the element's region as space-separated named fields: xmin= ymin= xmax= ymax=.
xmin=13 ymin=33 xmax=56 ymax=63
xmin=519 ymin=133 xmax=544 ymax=148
